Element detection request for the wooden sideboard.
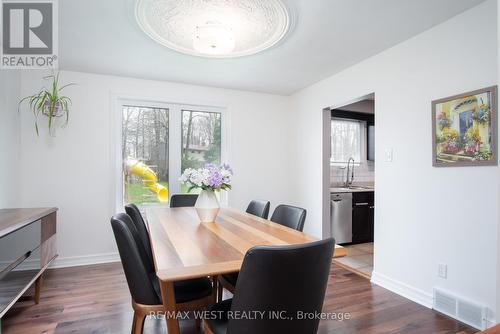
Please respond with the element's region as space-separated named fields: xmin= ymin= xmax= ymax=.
xmin=0 ymin=208 xmax=58 ymax=324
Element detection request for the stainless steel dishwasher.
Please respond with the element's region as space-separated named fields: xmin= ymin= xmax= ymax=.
xmin=330 ymin=192 xmax=352 ymax=244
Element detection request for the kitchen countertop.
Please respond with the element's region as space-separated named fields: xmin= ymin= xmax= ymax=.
xmin=330 ymin=185 xmax=374 ymax=193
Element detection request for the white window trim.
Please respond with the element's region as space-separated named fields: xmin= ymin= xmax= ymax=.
xmin=110 ymin=95 xmax=228 ymax=212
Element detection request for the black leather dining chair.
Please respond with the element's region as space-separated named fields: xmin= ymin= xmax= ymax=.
xmin=110 ymin=213 xmax=213 ymax=334
xmin=218 ymin=203 xmax=307 ymax=300
xmin=245 ymin=200 xmax=270 ymax=219
xmin=205 ymin=238 xmax=335 ymax=334
xmin=125 ymin=203 xmax=152 ymax=262
xmin=270 ymin=204 xmax=307 ymax=232
xmin=170 ymin=194 xmax=199 ymax=207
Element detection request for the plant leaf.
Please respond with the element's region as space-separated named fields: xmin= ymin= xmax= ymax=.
xmin=58 ymin=83 xmax=76 ymax=91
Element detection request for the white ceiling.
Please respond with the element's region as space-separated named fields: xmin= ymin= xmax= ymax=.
xmin=59 ymin=0 xmax=486 ymax=95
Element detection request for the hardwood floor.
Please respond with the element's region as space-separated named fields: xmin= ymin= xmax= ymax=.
xmin=2 ymin=262 xmax=476 ymax=334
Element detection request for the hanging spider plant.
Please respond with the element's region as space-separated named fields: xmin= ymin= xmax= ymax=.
xmin=19 ymin=73 xmax=75 ymax=136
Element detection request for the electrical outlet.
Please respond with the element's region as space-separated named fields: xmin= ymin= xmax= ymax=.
xmin=438 ymin=263 xmax=447 ymax=279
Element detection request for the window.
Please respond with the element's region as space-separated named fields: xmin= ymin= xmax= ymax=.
xmin=122 ymin=106 xmax=169 ymax=205
xmin=181 ymin=110 xmax=222 ymax=193
xmin=119 ymin=101 xmax=223 ymax=206
xmin=331 ymin=118 xmax=362 ymax=164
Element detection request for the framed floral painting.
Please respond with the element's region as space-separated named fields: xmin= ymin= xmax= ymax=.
xmin=432 ymin=86 xmax=498 ymax=167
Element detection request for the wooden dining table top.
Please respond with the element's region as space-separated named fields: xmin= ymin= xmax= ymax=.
xmin=146 ymin=207 xmax=346 ymax=282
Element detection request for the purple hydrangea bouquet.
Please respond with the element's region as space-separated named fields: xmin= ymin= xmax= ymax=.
xmin=179 ymin=163 xmax=233 ymax=191
xmin=179 ymin=163 xmax=233 ymax=223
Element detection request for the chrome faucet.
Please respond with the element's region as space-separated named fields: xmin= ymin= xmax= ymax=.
xmin=345 ymin=157 xmax=355 ymax=187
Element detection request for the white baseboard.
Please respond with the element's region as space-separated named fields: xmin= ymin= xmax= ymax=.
xmin=372 ymin=272 xmax=498 ymax=329
xmin=371 ymin=271 xmax=433 ymax=308
xmin=485 ymin=319 xmax=498 ymax=329
xmin=50 ymin=252 xmax=120 ymax=268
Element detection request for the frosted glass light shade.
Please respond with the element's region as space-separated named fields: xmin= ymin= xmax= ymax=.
xmin=135 ymin=0 xmax=290 ymax=58
xmin=193 ymin=23 xmax=235 ymax=56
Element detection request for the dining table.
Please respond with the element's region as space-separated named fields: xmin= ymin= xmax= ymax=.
xmin=145 ymin=206 xmax=347 ymax=334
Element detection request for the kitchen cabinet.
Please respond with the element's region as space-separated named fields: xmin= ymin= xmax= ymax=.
xmin=367 ymin=124 xmax=375 ymax=161
xmin=352 ymin=191 xmax=374 ymax=244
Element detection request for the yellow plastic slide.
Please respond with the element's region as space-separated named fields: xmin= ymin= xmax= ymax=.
xmin=125 ymin=159 xmax=169 ymax=202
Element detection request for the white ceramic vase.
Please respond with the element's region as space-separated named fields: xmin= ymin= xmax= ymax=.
xmin=195 ymin=189 xmax=220 ymax=223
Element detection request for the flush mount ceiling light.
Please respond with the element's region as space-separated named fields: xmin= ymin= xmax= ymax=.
xmin=135 ymin=0 xmax=290 ymax=58
xmin=193 ymin=21 xmax=235 ymax=55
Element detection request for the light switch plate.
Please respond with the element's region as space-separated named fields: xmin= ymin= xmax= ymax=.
xmin=385 ymin=148 xmax=393 ymax=162
xmin=438 ymin=263 xmax=447 ymax=279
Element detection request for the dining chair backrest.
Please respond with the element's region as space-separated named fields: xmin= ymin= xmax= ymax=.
xmin=228 ymin=238 xmax=335 ymax=334
xmin=125 ymin=203 xmax=152 ymax=263
xmin=110 ymin=213 xmax=160 ymax=305
xmin=270 ymin=204 xmax=307 ymax=232
xmin=170 ymin=194 xmax=199 ymax=208
xmin=245 ymin=200 xmax=270 ymax=219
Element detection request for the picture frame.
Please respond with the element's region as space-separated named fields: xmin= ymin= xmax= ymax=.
xmin=432 ymin=86 xmax=498 ymax=167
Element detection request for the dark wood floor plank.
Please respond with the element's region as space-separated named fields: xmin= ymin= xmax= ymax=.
xmin=2 ymin=262 xmax=477 ymax=334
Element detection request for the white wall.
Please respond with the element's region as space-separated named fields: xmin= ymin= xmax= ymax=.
xmin=289 ymin=0 xmax=499 ymax=325
xmin=497 ymin=0 xmax=500 ymax=322
xmin=18 ymin=70 xmax=292 ymax=265
xmin=9 ymin=0 xmax=500 ymax=326
xmin=0 ymin=71 xmax=21 ymax=208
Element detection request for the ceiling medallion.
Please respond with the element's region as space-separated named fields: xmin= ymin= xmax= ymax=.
xmin=135 ymin=0 xmax=290 ymax=58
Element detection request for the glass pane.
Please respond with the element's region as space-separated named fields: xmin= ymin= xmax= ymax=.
xmin=181 ymin=110 xmax=222 ymax=193
xmin=122 ymin=106 xmax=169 ymax=205
xmin=331 ymin=119 xmax=362 ymax=164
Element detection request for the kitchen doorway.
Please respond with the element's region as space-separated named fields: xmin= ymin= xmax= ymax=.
xmin=322 ymin=93 xmax=375 ymax=278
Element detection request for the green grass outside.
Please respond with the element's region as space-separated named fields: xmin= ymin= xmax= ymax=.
xmin=124 ymin=181 xmax=199 ymax=205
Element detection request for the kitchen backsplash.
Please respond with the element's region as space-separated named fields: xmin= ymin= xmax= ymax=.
xmin=330 ymin=162 xmax=374 ymax=186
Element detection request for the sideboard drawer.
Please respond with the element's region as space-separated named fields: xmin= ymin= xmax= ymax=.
xmin=0 ymin=220 xmax=41 ymax=274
